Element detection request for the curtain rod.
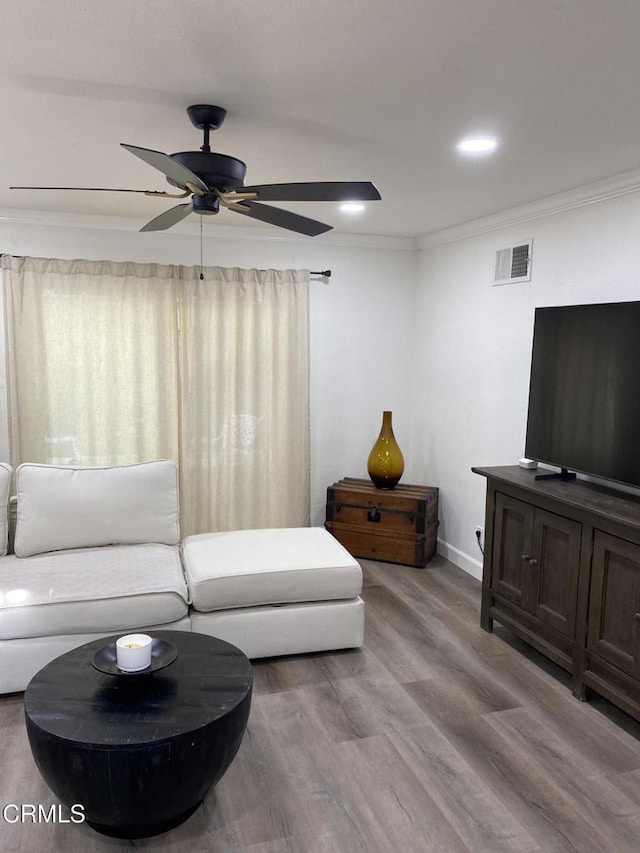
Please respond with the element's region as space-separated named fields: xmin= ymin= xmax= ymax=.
xmin=4 ymin=255 xmax=332 ymax=279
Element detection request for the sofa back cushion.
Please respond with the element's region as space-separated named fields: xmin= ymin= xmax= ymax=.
xmin=14 ymin=460 xmax=180 ymax=557
xmin=0 ymin=463 xmax=12 ymax=556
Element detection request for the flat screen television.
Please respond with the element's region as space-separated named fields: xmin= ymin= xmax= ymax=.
xmin=525 ymin=300 xmax=640 ymax=488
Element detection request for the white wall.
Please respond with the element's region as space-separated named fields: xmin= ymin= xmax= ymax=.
xmin=0 ymin=214 xmax=417 ymax=526
xmin=414 ymin=189 xmax=640 ymax=578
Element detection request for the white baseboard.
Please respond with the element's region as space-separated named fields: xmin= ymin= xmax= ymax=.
xmin=437 ymin=538 xmax=483 ymax=581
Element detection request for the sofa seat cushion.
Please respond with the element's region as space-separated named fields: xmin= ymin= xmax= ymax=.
xmin=0 ymin=544 xmax=189 ymax=640
xmin=182 ymin=527 xmax=362 ymax=612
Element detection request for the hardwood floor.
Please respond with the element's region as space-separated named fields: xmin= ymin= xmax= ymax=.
xmin=2 ymin=555 xmax=640 ymax=851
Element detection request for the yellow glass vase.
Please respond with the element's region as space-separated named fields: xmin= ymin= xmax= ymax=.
xmin=367 ymin=410 xmax=405 ymax=489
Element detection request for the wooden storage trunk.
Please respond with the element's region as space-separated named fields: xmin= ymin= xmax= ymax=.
xmin=325 ymin=477 xmax=439 ymax=568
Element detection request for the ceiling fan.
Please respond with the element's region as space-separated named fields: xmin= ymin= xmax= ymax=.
xmin=10 ymin=104 xmax=381 ymax=237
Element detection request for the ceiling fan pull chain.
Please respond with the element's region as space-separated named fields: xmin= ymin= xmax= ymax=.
xmin=199 ymin=217 xmax=204 ymax=280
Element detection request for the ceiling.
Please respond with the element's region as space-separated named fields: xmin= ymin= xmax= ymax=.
xmin=2 ymin=0 xmax=640 ymax=240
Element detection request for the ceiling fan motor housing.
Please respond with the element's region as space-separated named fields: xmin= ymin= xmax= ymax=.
xmin=168 ymin=152 xmax=247 ymax=192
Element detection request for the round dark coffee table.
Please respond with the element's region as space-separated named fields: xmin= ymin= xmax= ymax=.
xmin=24 ymin=630 xmax=253 ymax=838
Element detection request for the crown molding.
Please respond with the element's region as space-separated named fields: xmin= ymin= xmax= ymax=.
xmin=0 ymin=207 xmax=417 ymax=253
xmin=418 ymin=166 xmax=640 ymax=249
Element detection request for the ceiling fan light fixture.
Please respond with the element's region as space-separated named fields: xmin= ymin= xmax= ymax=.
xmin=456 ymin=136 xmax=499 ymax=154
xmin=340 ymin=202 xmax=365 ymax=214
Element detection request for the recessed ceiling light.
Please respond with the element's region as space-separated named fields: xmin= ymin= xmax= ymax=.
xmin=340 ymin=202 xmax=365 ymax=214
xmin=456 ymin=137 xmax=499 ymax=154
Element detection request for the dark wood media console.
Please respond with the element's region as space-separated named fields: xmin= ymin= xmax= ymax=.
xmin=474 ymin=465 xmax=640 ymax=723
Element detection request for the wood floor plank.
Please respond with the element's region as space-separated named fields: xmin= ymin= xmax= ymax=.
xmin=478 ymin=650 xmax=640 ymax=770
xmin=335 ymin=733 xmax=471 ymax=852
xmin=362 ymin=589 xmax=442 ymax=683
xmin=250 ymin=646 xmax=387 ymax=697
xmin=609 ymin=768 xmax=640 ymax=806
xmin=365 ymin=585 xmax=527 ymax=717
xmin=363 ymin=556 xmax=482 ymax=612
xmin=210 ymin=690 xmax=393 ymax=852
xmin=386 ymin=717 xmax=541 ymax=853
xmin=484 ymin=707 xmax=640 ymax=852
xmin=244 ymin=829 xmax=374 ymax=852
xmin=403 ymin=678 xmax=638 ymax=852
xmin=290 ymin=670 xmax=428 ymax=743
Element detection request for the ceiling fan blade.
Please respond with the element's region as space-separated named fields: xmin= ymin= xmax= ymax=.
xmin=230 ymin=201 xmax=332 ymax=236
xmin=237 ymin=181 xmax=381 ymax=202
xmin=121 ymin=144 xmax=209 ymax=194
xmin=10 ymin=186 xmax=163 ymax=193
xmin=140 ymin=203 xmax=194 ymax=233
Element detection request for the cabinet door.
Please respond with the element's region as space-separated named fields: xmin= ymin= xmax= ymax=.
xmin=491 ymin=493 xmax=534 ymax=608
xmin=530 ymin=509 xmax=582 ymax=637
xmin=587 ymin=531 xmax=640 ymax=678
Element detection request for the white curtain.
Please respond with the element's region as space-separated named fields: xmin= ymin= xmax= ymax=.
xmin=2 ymin=255 xmax=310 ymax=536
xmin=177 ymin=266 xmax=310 ymax=533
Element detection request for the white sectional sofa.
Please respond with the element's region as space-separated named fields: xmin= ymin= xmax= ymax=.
xmin=0 ymin=460 xmax=364 ymax=694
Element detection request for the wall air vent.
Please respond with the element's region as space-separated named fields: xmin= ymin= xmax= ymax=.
xmin=493 ymin=238 xmax=533 ymax=285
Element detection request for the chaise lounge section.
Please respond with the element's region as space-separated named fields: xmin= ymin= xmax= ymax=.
xmin=183 ymin=527 xmax=364 ymax=659
xmin=0 ymin=460 xmax=364 ymax=693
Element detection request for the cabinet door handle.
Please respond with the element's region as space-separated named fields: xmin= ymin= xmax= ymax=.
xmin=634 ymin=613 xmax=640 ymax=622
xmin=529 ymin=558 xmax=538 ymax=567
xmin=521 ymin=554 xmax=530 ymax=561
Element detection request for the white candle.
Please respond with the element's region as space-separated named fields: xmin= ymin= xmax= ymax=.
xmin=116 ymin=634 xmax=153 ymax=672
